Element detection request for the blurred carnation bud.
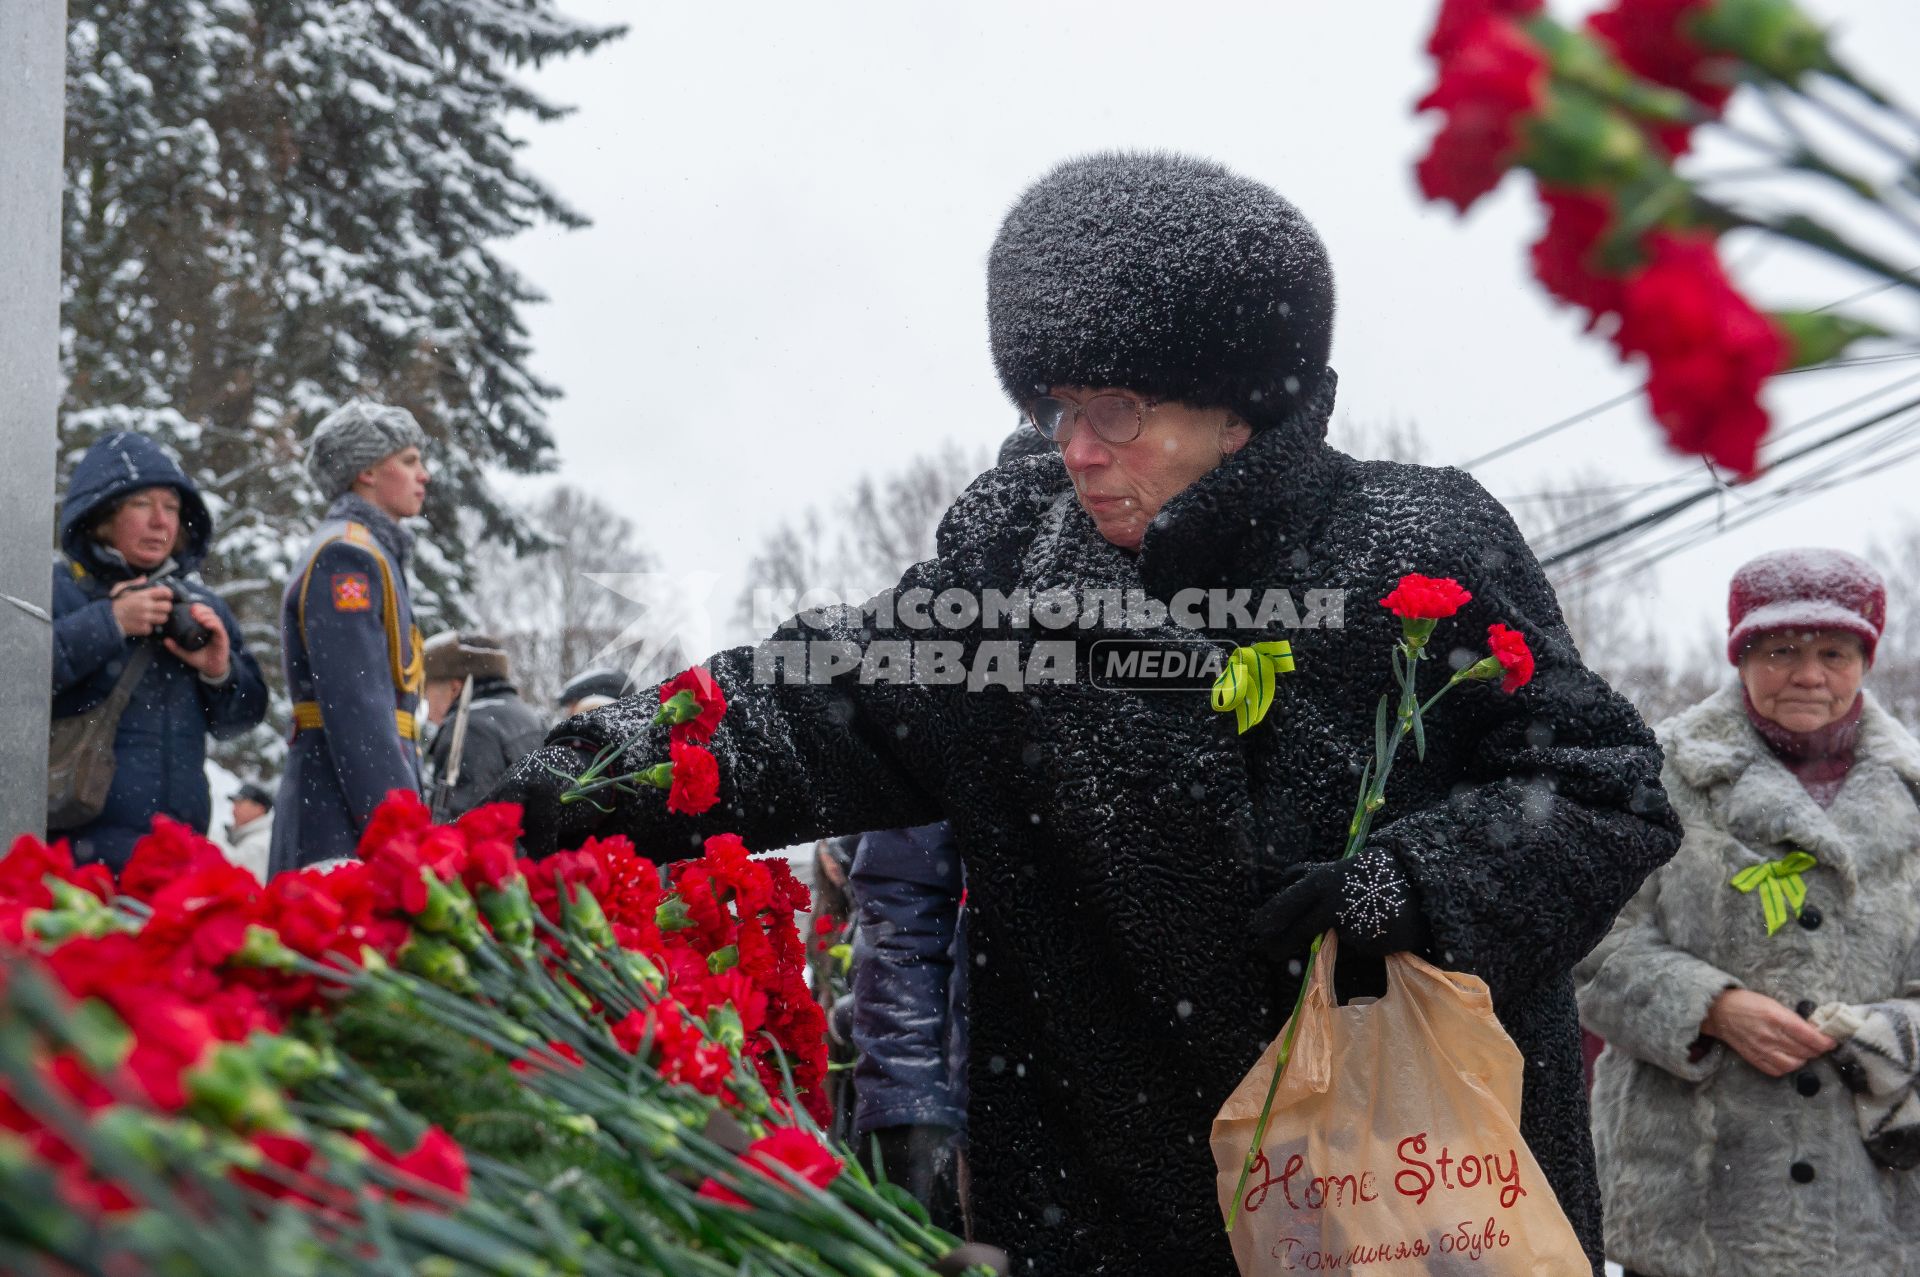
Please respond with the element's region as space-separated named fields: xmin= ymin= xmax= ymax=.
xmin=90 ymin=1106 xmax=173 ymax=1169
xmin=477 ymin=879 xmax=537 ymax=954
xmin=233 ymin=923 xmax=300 ymax=971
xmin=64 ymin=997 xmax=132 ymax=1071
xmin=622 ymin=952 xmax=668 ymax=995
xmin=413 ymin=873 xmax=482 ymax=949
xmin=398 ymin=934 xmax=479 ymax=995
xmin=1773 ymin=310 xmax=1888 ymax=370
xmin=559 ymin=882 xmax=616 ymax=949
xmin=26 ymin=882 xmax=127 ymax=943
xmin=250 ymin=1034 xmax=334 ymax=1088
xmin=707 ymin=1003 xmax=746 ymax=1051
xmin=656 ymin=688 xmax=702 ymax=726
xmin=554 ymin=1112 xmax=599 ymax=1137
xmin=1460 ymin=654 xmax=1507 ymax=684
xmin=185 ymin=1045 xmax=288 ymax=1132
xmin=1691 ymin=0 xmax=1833 ymax=82
xmin=1522 ymin=89 xmax=1661 ymax=190
xmin=656 ymin=897 xmax=695 ymax=932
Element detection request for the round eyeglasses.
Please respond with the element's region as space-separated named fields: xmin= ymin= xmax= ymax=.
xmin=1025 ymin=392 xmax=1158 ymax=446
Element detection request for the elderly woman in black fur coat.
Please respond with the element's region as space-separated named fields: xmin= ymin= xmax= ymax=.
xmin=494 ymin=152 xmax=1680 ymax=1275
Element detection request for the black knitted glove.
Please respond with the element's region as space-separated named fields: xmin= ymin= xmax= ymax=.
xmin=484 ymin=740 xmax=607 ymax=859
xmin=1251 ymin=849 xmax=1430 ymax=961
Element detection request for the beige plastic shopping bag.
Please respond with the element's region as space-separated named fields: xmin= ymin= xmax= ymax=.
xmin=1212 ymin=937 xmax=1588 ymax=1274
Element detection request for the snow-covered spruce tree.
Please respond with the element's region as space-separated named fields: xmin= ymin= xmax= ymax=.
xmin=61 ymin=0 xmax=620 ymax=768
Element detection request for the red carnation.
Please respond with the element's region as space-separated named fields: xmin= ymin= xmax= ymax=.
xmin=1415 ymin=14 xmax=1549 ymax=212
xmin=1586 ymin=0 xmax=1736 ymax=154
xmin=118 ymin=817 xmax=230 ymax=903
xmin=1486 ymin=623 xmax=1537 ymax=693
xmin=1587 ymin=0 xmax=1733 ymax=113
xmin=524 ymin=845 xmax=611 ymax=926
xmin=1380 ymin=575 xmax=1474 ymax=621
xmin=667 ymin=739 xmax=721 ymax=817
xmin=356 ymin=789 xmax=438 ymax=862
xmin=233 ymin=1131 xmax=321 ymax=1202
xmin=355 ymin=1126 xmax=470 ymax=1204
xmin=1427 ymin=0 xmax=1543 ymax=58
xmin=613 ymin=1001 xmax=736 ymax=1099
xmin=0 ymin=835 xmax=113 ymax=942
xmin=1531 ymin=188 xmax=1628 ymax=322
xmin=701 ymin=833 xmax=776 ymax=915
xmin=660 ymin=667 xmax=728 ymax=744
xmin=1614 ymin=232 xmax=1785 ymax=472
xmin=454 ymin=803 xmax=525 ymax=891
xmin=698 ymin=1125 xmax=844 ymax=1207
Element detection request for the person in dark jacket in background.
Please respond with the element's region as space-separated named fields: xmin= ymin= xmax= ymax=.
xmin=422 ymin=631 xmax=547 ymax=819
xmin=851 ymin=822 xmax=969 ymax=1235
xmin=50 ymin=432 xmax=268 ymax=870
xmin=269 ymin=400 xmax=429 ymax=874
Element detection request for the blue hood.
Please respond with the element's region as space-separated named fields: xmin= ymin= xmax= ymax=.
xmin=59 ymin=433 xmax=213 ymax=577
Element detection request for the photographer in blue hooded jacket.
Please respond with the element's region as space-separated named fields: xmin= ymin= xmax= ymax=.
xmin=50 ymin=432 xmax=268 ymax=870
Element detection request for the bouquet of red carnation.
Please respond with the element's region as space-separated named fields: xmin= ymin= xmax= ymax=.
xmin=1415 ymin=0 xmax=1919 ymax=475
xmin=0 ymin=666 xmax=1001 ymax=1276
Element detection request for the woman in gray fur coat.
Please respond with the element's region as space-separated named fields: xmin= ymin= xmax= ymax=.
xmin=1578 ymin=547 xmax=1920 ymax=1277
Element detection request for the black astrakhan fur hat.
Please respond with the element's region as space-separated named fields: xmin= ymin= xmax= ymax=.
xmin=987 ymin=151 xmax=1336 ymax=433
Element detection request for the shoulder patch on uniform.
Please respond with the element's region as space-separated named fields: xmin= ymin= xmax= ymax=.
xmin=331 ymin=572 xmax=373 ymax=612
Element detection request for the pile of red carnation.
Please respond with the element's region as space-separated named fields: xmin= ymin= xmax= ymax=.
xmin=0 ymin=669 xmax=971 ymax=1275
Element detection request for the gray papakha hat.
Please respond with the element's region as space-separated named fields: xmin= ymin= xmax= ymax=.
xmin=305 ymin=399 xmax=428 ymax=499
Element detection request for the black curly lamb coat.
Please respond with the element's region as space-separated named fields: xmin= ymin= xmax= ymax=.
xmin=527 ymin=417 xmax=1680 ymax=1275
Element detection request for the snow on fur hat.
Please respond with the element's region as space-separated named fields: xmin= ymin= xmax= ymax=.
xmin=988 ymin=151 xmax=1336 ymax=434
xmin=423 ymin=630 xmax=511 ymax=683
xmin=305 ymin=399 xmax=427 ymax=499
xmin=1727 ymin=548 xmax=1886 ymax=666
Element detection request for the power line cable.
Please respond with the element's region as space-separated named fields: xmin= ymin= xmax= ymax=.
xmin=1573 ymin=413 xmax=1920 ymax=586
xmin=1555 ymin=403 xmax=1920 ymax=575
xmin=1559 ymin=415 xmax=1920 ymax=586
xmin=1455 ymin=261 xmax=1920 ymax=471
xmin=1457 ymin=390 xmax=1642 ymax=471
xmin=1538 ymin=391 xmax=1920 ymax=569
xmin=1528 ymin=368 xmax=1920 ymax=557
xmin=1575 ymin=426 xmax=1920 ymax=589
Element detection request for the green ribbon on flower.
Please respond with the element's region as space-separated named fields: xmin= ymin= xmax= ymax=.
xmin=1729 ymin=852 xmax=1818 ymax=936
xmin=1210 ymin=640 xmax=1296 ymax=734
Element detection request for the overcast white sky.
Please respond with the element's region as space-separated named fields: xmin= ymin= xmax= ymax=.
xmin=497 ymin=0 xmax=1920 ymax=659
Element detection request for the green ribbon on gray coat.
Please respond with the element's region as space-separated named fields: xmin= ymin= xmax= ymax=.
xmin=1729 ymin=851 xmax=1818 ymax=936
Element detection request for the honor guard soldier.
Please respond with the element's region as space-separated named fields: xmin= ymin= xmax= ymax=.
xmin=268 ymin=400 xmax=430 ymax=874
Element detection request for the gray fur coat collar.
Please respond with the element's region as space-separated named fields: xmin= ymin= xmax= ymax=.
xmin=1662 ymin=685 xmax=1920 ymax=895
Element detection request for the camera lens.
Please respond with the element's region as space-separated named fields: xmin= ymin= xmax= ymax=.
xmin=165 ymin=598 xmax=213 ymax=651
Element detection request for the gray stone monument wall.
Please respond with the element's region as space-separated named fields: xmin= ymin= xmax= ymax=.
xmin=0 ymin=1 xmax=69 ymax=840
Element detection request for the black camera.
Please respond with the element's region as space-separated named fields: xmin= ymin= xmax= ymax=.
xmin=134 ymin=573 xmax=214 ymax=651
